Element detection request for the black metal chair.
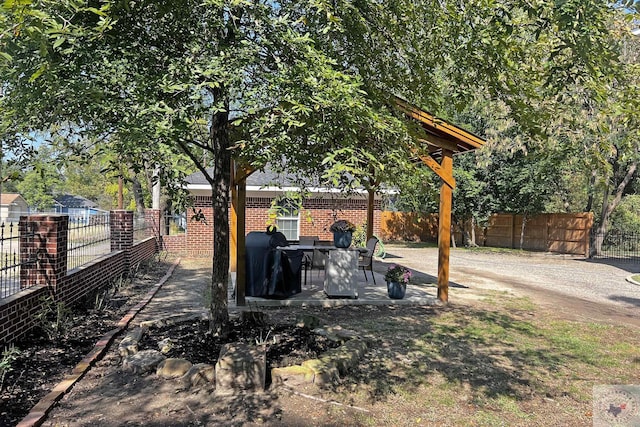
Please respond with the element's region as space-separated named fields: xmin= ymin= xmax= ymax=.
xmin=358 ymin=237 xmax=379 ymax=284
xmin=309 ymin=240 xmax=330 ymax=280
xmin=298 ymin=236 xmax=318 ymax=287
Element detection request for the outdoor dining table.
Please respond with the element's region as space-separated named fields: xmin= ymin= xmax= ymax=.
xmin=278 ymin=245 xmax=368 ymax=298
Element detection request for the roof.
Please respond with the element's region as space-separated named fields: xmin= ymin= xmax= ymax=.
xmin=186 ymin=168 xmax=312 ymax=188
xmin=186 ymin=168 xmax=395 ymax=196
xmin=53 ymin=194 xmax=98 ymax=209
xmin=394 ymin=96 xmax=486 ymax=157
xmin=0 ymin=193 xmax=25 ymax=206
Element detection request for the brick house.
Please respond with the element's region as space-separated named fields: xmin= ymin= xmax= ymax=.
xmin=180 ymin=168 xmax=387 ymax=257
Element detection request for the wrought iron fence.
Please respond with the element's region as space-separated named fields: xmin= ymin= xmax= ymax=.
xmin=165 ymin=212 xmax=186 ymax=235
xmin=133 ymin=213 xmax=152 ymax=242
xmin=0 ymin=221 xmax=36 ymax=299
xmin=67 ymin=213 xmax=111 ymax=270
xmin=590 ymin=231 xmax=640 ymax=261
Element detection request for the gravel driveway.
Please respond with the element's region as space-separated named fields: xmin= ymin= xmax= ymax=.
xmin=382 ymin=245 xmax=640 ymax=326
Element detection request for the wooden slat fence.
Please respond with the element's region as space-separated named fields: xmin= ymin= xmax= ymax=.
xmin=380 ymin=212 xmax=593 ymax=256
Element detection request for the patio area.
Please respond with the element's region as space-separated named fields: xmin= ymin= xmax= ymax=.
xmin=230 ymin=260 xmax=439 ymax=308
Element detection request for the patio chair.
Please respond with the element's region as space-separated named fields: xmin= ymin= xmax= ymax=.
xmin=358 ymin=236 xmax=379 ymax=284
xmin=299 ymin=236 xmax=319 ymax=287
xmin=309 ymin=239 xmax=330 ymax=280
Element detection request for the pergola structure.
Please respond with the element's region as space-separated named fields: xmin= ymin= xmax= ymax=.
xmin=230 ymin=97 xmax=485 ymax=305
xmin=394 ymin=97 xmax=485 ymax=302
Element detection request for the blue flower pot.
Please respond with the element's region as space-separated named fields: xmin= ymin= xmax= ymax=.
xmin=387 ymin=281 xmax=406 ymax=299
xmin=333 ymin=231 xmax=353 ymax=248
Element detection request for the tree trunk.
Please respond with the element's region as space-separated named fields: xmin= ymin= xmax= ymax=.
xmin=590 ymin=161 xmax=637 ymax=257
xmin=585 ymin=170 xmax=596 ymax=212
xmin=450 ymin=224 xmax=456 ymax=249
xmin=467 ymin=217 xmax=478 ymax=247
xmin=519 ymin=213 xmax=527 ymax=250
xmin=152 ymin=166 xmax=161 ymax=210
xmin=209 ymin=87 xmax=231 ymax=337
xmin=130 ymin=170 xmax=146 ymax=216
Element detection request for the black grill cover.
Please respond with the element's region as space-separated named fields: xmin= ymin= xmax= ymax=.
xmin=245 ymin=231 xmax=302 ymax=298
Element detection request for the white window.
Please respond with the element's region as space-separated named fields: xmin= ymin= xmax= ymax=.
xmin=275 ymin=198 xmax=300 ymax=241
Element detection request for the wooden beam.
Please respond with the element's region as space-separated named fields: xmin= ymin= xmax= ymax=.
xmin=231 ymin=160 xmax=254 ymax=306
xmin=419 ymin=154 xmax=456 ymax=190
xmin=395 ymin=97 xmax=485 ymax=150
xmin=367 ymin=188 xmax=375 ymax=239
xmin=235 ymin=179 xmax=247 ymax=306
xmin=230 ymin=185 xmax=238 ymax=273
xmin=418 ymin=136 xmax=459 ymax=154
xmin=437 ymin=149 xmax=454 ymax=303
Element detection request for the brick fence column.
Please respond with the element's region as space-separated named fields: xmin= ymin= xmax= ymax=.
xmin=19 ymin=215 xmax=69 ymax=293
xmin=110 ymin=210 xmax=134 ymax=269
xmin=144 ymin=209 xmax=163 ymax=236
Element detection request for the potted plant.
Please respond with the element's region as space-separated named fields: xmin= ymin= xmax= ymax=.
xmin=329 ymin=220 xmax=356 ymax=248
xmin=384 ymin=264 xmax=412 ymax=299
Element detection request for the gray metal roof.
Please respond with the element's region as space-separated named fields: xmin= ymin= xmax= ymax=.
xmin=53 ymin=194 xmax=98 ymax=209
xmin=185 ymin=168 xmax=315 ymax=187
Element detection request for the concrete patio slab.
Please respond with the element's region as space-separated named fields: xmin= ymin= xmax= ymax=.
xmin=233 ymin=265 xmax=438 ymax=308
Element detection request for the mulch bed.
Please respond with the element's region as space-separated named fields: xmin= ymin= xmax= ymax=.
xmin=0 ymin=259 xmax=171 ymax=426
xmin=1 ymin=259 xmax=338 ymax=426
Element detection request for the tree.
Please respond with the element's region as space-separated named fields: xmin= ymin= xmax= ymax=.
xmin=1 ymin=0 xmax=625 ymax=316
xmin=2 ymin=0 xmax=414 ymax=333
xmin=14 ymin=146 xmax=63 ymax=210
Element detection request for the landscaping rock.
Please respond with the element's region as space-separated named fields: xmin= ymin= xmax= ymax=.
xmin=322 ymin=338 xmax=369 ymax=375
xmin=215 ymin=343 xmax=266 ymax=395
xmin=180 ymin=363 xmax=216 ymax=389
xmin=122 ymin=350 xmax=166 ymax=374
xmin=301 ymin=359 xmax=339 ymax=387
xmin=271 ymin=365 xmax=315 ymax=388
xmin=118 ymin=327 xmax=146 ymax=356
xmin=296 ymin=314 xmax=321 ymax=329
xmin=157 ymin=338 xmax=173 ymax=354
xmin=156 ymin=358 xmax=193 ymax=379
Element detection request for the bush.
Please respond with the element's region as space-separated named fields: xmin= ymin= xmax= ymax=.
xmin=610 ymin=195 xmax=640 ymax=234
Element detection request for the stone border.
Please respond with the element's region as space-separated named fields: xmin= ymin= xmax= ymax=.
xmin=16 ymin=258 xmax=181 ymax=427
xmin=112 ymin=311 xmax=372 ymax=395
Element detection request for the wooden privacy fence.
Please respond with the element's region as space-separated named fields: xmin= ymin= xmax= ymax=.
xmin=380 ymin=212 xmax=594 ymax=256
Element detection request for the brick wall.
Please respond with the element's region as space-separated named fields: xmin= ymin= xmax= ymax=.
xmin=130 ymin=237 xmax=158 ymax=268
xmin=162 ymin=235 xmax=186 ymax=254
xmin=0 ymin=286 xmax=49 ymax=345
xmin=0 ymin=211 xmax=159 ymax=345
xmin=178 ymin=195 xmax=382 ymax=257
xmin=62 ymin=252 xmax=127 ymax=305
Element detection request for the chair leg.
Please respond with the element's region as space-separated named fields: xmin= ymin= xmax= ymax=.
xmin=362 ymin=267 xmax=368 ymax=282
xmin=371 ymin=267 xmax=376 ymax=285
xmin=304 ymin=265 xmax=308 ymax=288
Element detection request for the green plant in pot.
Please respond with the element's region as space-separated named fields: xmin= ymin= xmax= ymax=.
xmin=329 ymin=220 xmax=356 ymax=248
xmin=384 ymin=264 xmax=412 ymax=299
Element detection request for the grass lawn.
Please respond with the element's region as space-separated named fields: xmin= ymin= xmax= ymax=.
xmin=279 ymin=292 xmax=640 ymax=426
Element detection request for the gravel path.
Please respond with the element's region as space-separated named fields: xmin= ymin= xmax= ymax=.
xmin=381 ymin=245 xmax=640 ymax=325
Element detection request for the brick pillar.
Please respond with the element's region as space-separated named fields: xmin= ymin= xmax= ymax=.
xmin=110 ymin=210 xmax=134 ymax=268
xmin=19 ymin=215 xmax=69 ymax=292
xmin=144 ymin=209 xmax=163 ymax=236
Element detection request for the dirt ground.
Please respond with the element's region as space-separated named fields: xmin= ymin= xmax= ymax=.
xmin=27 ymin=248 xmax=640 ymax=426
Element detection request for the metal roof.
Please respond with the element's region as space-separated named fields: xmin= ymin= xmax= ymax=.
xmin=53 ymin=194 xmax=97 ymax=209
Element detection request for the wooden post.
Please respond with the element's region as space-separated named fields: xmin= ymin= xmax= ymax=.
xmin=437 ymin=150 xmax=453 ymax=303
xmin=230 ymin=187 xmax=238 ymax=273
xmin=231 ymin=161 xmax=253 ymax=307
xmin=366 ymin=188 xmax=375 ymax=240
xmin=235 ymin=180 xmax=247 ymax=306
